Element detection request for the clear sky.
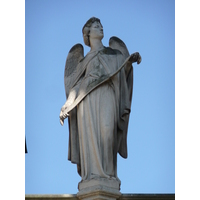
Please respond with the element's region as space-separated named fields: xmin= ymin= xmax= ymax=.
xmin=24 ymin=0 xmax=175 ymax=195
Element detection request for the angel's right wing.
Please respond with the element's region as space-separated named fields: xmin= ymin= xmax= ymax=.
xmin=64 ymin=44 xmax=84 ymax=98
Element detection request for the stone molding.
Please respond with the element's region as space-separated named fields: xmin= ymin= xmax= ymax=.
xmin=25 ymin=194 xmax=175 ymax=200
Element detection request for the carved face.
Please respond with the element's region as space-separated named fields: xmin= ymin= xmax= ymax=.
xmin=89 ymin=21 xmax=104 ymax=40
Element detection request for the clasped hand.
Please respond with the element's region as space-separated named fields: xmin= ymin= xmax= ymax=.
xmin=128 ymin=52 xmax=142 ymax=64
xmin=59 ymin=104 xmax=69 ymax=125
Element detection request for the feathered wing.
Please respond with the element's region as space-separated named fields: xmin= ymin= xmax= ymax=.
xmin=64 ymin=44 xmax=84 ymax=98
xmin=109 ymin=36 xmax=132 ymax=81
xmin=64 ymin=44 xmax=84 ymax=172
xmin=109 ymin=36 xmax=130 ymax=58
xmin=109 ymin=36 xmax=133 ymax=158
xmin=109 ymin=36 xmax=133 ymax=102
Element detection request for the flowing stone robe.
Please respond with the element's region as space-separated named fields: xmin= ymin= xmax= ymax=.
xmin=67 ymin=47 xmax=133 ymax=182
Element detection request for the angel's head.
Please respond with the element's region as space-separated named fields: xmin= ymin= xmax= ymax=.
xmin=82 ymin=17 xmax=104 ymax=47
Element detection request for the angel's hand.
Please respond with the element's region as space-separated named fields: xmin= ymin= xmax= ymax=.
xmin=59 ymin=106 xmax=69 ymax=126
xmin=62 ymin=110 xmax=69 ymax=119
xmin=128 ymin=52 xmax=142 ymax=64
xmin=59 ymin=111 xmax=69 ymax=125
xmin=59 ymin=109 xmax=64 ymax=125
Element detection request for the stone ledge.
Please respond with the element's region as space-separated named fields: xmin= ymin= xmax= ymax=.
xmin=25 ymin=194 xmax=77 ymax=200
xmin=119 ymin=194 xmax=175 ymax=200
xmin=25 ymin=194 xmax=175 ymax=200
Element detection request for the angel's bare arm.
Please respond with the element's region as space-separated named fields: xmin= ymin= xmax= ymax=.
xmin=60 ymin=75 xmax=83 ymax=115
xmin=63 ymin=89 xmax=77 ymax=109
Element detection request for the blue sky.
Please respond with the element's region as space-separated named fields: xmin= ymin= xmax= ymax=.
xmin=24 ymin=0 xmax=175 ymax=195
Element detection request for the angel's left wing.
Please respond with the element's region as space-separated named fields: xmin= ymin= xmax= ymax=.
xmin=64 ymin=44 xmax=84 ymax=98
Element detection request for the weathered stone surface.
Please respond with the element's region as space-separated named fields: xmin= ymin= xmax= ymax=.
xmin=77 ymin=189 xmax=121 ymax=200
xmin=59 ymin=17 xmax=142 ymax=198
xmin=59 ymin=16 xmax=141 ymax=189
xmin=25 ymin=194 xmax=175 ymax=200
xmin=25 ymin=194 xmax=77 ymax=200
xmin=77 ymin=177 xmax=121 ymax=199
xmin=119 ymin=194 xmax=175 ymax=200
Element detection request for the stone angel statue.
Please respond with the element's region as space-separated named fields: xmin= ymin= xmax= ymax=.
xmin=59 ymin=17 xmax=141 ymax=190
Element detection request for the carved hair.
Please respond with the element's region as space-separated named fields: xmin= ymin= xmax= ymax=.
xmin=82 ymin=17 xmax=102 ymax=47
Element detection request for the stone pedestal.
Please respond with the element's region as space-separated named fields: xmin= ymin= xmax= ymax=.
xmin=77 ymin=178 xmax=121 ymax=200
